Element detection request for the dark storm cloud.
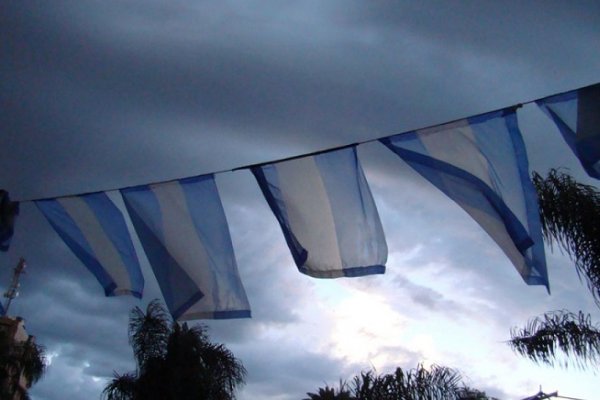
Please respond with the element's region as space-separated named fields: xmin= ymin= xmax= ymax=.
xmin=8 ymin=0 xmax=590 ymax=199
xmin=13 ymin=272 xmax=137 ymax=398
xmin=339 ymin=1 xmax=600 ymax=75
xmin=2 ymin=0 xmax=413 ymax=199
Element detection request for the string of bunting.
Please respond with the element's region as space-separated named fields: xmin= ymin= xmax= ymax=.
xmin=1 ymin=82 xmax=598 ymax=321
xmin=13 ymin=82 xmax=597 ymax=203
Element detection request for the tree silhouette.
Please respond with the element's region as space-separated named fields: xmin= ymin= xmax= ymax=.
xmin=510 ymin=310 xmax=600 ymax=368
xmin=305 ymin=363 xmax=495 ymax=400
xmin=0 ymin=333 xmax=46 ymax=400
xmin=305 ymin=384 xmax=353 ymax=400
xmin=509 ymin=170 xmax=600 ymax=368
xmin=533 ymin=170 xmax=600 ymax=303
xmin=103 ymin=300 xmax=246 ymax=400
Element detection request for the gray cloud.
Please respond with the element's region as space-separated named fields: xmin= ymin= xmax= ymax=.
xmin=338 ymin=1 xmax=600 ymax=70
xmin=238 ymin=346 xmax=424 ymax=400
xmin=9 ymin=1 xmax=596 ymax=200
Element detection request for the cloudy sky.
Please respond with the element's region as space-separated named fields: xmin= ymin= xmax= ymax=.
xmin=1 ymin=1 xmax=599 ymax=399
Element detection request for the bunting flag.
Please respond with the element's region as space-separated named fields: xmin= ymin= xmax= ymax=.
xmin=380 ymin=108 xmax=549 ymax=290
xmin=35 ymin=192 xmax=144 ymax=298
xmin=536 ymin=83 xmax=600 ymax=179
xmin=251 ymin=146 xmax=388 ymax=278
xmin=120 ymin=174 xmax=251 ymax=321
xmin=0 ymin=190 xmax=19 ymax=252
xmin=13 ymin=84 xmax=594 ymax=311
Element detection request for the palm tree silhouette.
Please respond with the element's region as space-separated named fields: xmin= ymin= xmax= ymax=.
xmin=0 ymin=333 xmax=46 ymax=400
xmin=305 ymin=364 xmax=494 ymax=400
xmin=509 ymin=170 xmax=600 ymax=368
xmin=103 ymin=300 xmax=246 ymax=400
xmin=305 ymin=385 xmax=352 ymax=400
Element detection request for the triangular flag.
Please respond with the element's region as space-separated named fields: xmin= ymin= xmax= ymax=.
xmin=381 ymin=108 xmax=549 ymax=290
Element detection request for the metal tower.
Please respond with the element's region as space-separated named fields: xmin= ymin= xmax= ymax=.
xmin=3 ymin=258 xmax=26 ymax=316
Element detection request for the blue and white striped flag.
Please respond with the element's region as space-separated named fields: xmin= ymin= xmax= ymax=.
xmin=380 ymin=108 xmax=549 ymax=290
xmin=36 ymin=192 xmax=144 ymax=298
xmin=536 ymin=83 xmax=600 ymax=179
xmin=251 ymin=147 xmax=387 ymax=278
xmin=121 ymin=174 xmax=250 ymax=321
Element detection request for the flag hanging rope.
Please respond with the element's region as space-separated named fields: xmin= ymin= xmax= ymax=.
xmin=13 ymin=81 xmax=598 ymax=204
xmin=4 ymin=83 xmax=595 ymax=318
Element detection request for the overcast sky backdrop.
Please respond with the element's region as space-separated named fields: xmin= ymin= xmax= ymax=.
xmin=1 ymin=1 xmax=600 ymax=399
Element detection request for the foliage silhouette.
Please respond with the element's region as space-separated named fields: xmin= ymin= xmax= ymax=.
xmin=510 ymin=310 xmax=600 ymax=368
xmin=509 ymin=170 xmax=600 ymax=368
xmin=532 ymin=169 xmax=600 ymax=304
xmin=103 ymin=299 xmax=246 ymax=400
xmin=305 ymin=383 xmax=352 ymax=400
xmin=304 ymin=363 xmax=495 ymax=400
xmin=0 ymin=332 xmax=46 ymax=400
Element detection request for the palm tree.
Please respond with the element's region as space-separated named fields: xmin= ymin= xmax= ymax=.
xmin=532 ymin=169 xmax=600 ymax=303
xmin=509 ymin=310 xmax=600 ymax=368
xmin=306 ymin=363 xmax=493 ymax=400
xmin=373 ymin=364 xmax=464 ymax=400
xmin=103 ymin=300 xmax=246 ymax=400
xmin=509 ymin=169 xmax=600 ymax=368
xmin=304 ymin=384 xmax=353 ymax=400
xmin=0 ymin=333 xmax=46 ymax=400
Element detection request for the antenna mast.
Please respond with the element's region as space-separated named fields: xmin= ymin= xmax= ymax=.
xmin=3 ymin=258 xmax=26 ymax=316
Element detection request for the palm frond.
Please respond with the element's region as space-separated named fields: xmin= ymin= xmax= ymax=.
xmin=352 ymin=368 xmax=386 ymax=399
xmin=347 ymin=364 xmax=465 ymax=400
xmin=102 ymin=371 xmax=137 ymax=400
xmin=20 ymin=337 xmax=46 ymax=385
xmin=197 ymin=341 xmax=247 ymax=397
xmin=404 ymin=363 xmax=463 ymax=399
xmin=304 ymin=385 xmax=352 ymax=400
xmin=532 ymin=169 xmax=600 ymax=303
xmin=128 ymin=299 xmax=171 ymax=371
xmin=509 ymin=310 xmax=600 ymax=368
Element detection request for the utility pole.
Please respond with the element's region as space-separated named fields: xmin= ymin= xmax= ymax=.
xmin=3 ymin=257 xmax=26 ymax=316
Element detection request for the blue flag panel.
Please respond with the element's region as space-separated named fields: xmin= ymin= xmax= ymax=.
xmin=536 ymin=83 xmax=600 ymax=179
xmin=36 ymin=193 xmax=144 ymax=298
xmin=121 ymin=174 xmax=251 ymax=321
xmin=380 ymin=109 xmax=549 ymax=291
xmin=251 ymin=147 xmax=388 ymax=278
